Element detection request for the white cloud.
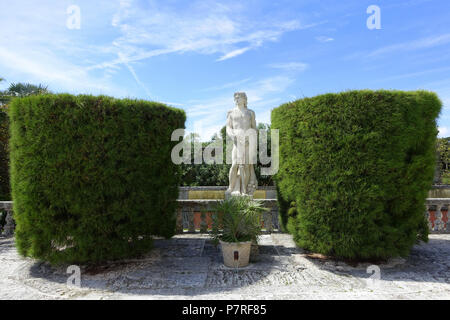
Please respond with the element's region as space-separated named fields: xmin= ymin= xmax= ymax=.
xmin=316 ymin=36 xmax=334 ymax=43
xmin=200 ymin=78 xmax=252 ymax=92
xmin=344 ymin=33 xmax=450 ymax=62
xmin=439 ymin=126 xmax=450 ymax=138
xmin=0 ymin=0 xmax=318 ymax=109
xmin=368 ymin=33 xmax=450 ymax=57
xmin=217 ymin=47 xmax=251 ymax=61
xmin=186 ymin=75 xmax=295 ymax=140
xmin=374 ymin=66 xmax=450 ymax=83
xmin=268 ymin=62 xmax=308 ymax=72
xmin=0 ymin=46 xmax=123 ymax=96
xmin=442 ymin=97 xmax=450 ymax=109
xmin=90 ymin=0 xmax=312 ymax=70
xmin=117 ymin=52 xmax=153 ymax=98
xmin=0 ymin=0 xmax=126 ymax=95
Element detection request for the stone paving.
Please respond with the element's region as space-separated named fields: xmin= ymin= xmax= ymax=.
xmin=0 ymin=233 xmax=449 ymax=300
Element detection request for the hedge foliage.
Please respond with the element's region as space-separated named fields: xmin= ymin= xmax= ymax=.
xmin=272 ymin=90 xmax=441 ymax=260
xmin=9 ymin=94 xmax=185 ymax=264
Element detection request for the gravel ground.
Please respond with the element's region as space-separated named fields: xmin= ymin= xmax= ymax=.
xmin=0 ymin=233 xmax=449 ymax=300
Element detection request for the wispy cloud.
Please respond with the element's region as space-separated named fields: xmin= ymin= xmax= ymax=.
xmin=186 ymin=74 xmax=295 ymax=140
xmin=0 ymin=0 xmax=126 ymax=95
xmin=200 ymin=78 xmax=252 ymax=92
xmin=90 ymin=0 xmax=312 ymax=70
xmin=374 ymin=66 xmax=450 ymax=83
xmin=316 ymin=36 xmax=334 ymax=43
xmin=118 ymin=52 xmax=153 ymax=98
xmin=217 ymin=47 xmax=251 ymax=61
xmin=442 ymin=97 xmax=450 ymax=110
xmin=439 ymin=126 xmax=450 ymax=138
xmin=268 ymin=62 xmax=309 ymax=72
xmin=0 ymin=45 xmax=124 ymax=96
xmin=368 ymin=33 xmax=450 ymax=57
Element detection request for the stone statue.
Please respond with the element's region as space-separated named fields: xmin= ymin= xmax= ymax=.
xmin=225 ymin=92 xmax=258 ymax=197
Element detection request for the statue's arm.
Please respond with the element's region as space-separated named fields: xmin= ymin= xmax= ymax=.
xmin=226 ymin=110 xmax=235 ymax=140
xmin=251 ymin=110 xmax=256 ymax=129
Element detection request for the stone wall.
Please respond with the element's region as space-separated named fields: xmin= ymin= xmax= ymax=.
xmin=178 ymin=186 xmax=277 ymax=200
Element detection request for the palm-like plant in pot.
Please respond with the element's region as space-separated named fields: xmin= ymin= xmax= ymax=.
xmin=211 ymin=196 xmax=267 ymax=268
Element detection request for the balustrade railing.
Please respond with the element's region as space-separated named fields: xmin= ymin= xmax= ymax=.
xmin=425 ymin=198 xmax=449 ymax=233
xmin=1 ymin=198 xmax=448 ymax=237
xmin=175 ymin=199 xmax=279 ymax=234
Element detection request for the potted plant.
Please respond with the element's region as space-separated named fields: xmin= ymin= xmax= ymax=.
xmin=211 ymin=196 xmax=267 ymax=268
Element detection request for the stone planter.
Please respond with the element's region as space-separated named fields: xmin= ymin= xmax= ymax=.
xmin=220 ymin=240 xmax=252 ymax=268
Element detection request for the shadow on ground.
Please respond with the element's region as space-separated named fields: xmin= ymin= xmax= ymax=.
xmin=25 ymin=234 xmax=304 ymax=296
xmin=300 ymin=236 xmax=450 ymax=285
xmin=8 ymin=233 xmax=450 ymax=297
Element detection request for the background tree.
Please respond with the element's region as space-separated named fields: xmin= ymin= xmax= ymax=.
xmin=437 ymin=137 xmax=450 ymax=184
xmin=0 ymin=78 xmax=10 ymax=199
xmin=180 ymin=123 xmax=274 ymax=186
xmin=0 ymin=78 xmax=50 ymax=200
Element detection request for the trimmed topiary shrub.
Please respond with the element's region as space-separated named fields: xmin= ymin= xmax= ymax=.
xmin=272 ymin=90 xmax=441 ymax=260
xmin=9 ymin=94 xmax=185 ymax=264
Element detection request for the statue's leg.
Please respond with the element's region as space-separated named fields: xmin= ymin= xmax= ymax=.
xmin=243 ymin=141 xmax=251 ymax=194
xmin=249 ymin=164 xmax=257 ymax=186
xmin=227 ymin=164 xmax=238 ymax=193
xmin=243 ymin=165 xmax=251 ymax=194
xmin=240 ymin=164 xmax=247 ymax=195
xmin=227 ymin=145 xmax=239 ymax=194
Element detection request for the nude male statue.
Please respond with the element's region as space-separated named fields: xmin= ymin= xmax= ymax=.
xmin=225 ymin=92 xmax=258 ymax=197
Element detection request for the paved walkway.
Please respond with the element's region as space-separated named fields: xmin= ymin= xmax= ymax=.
xmin=0 ymin=233 xmax=449 ymax=299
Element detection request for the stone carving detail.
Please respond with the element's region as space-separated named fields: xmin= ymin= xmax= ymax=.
xmin=225 ymin=92 xmax=258 ymax=197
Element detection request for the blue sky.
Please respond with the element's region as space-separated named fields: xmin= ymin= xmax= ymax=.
xmin=1 ymin=0 xmax=449 ymax=139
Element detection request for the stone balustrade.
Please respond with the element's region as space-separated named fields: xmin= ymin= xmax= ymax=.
xmin=175 ymin=199 xmax=279 ymax=234
xmin=1 ymin=196 xmax=449 ymax=237
xmin=425 ymin=198 xmax=449 ymax=233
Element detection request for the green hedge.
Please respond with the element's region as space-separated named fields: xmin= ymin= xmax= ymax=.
xmin=272 ymin=90 xmax=441 ymax=260
xmin=0 ymin=108 xmax=9 ymax=200
xmin=9 ymin=94 xmax=185 ymax=264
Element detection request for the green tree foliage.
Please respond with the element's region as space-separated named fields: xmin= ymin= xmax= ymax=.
xmin=437 ymin=137 xmax=450 ymax=184
xmin=272 ymin=90 xmax=441 ymax=260
xmin=0 ymin=77 xmax=8 ymax=200
xmin=180 ymin=123 xmax=274 ymax=186
xmin=0 ymin=107 xmax=8 ymax=200
xmin=0 ymin=79 xmax=50 ymax=200
xmin=1 ymin=81 xmax=49 ymax=105
xmin=9 ymin=94 xmax=185 ymax=264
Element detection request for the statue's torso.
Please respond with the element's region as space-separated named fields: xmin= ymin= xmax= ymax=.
xmin=229 ymin=107 xmax=253 ymax=131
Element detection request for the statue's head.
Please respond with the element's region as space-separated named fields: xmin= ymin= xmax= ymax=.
xmin=234 ymin=92 xmax=247 ymax=108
